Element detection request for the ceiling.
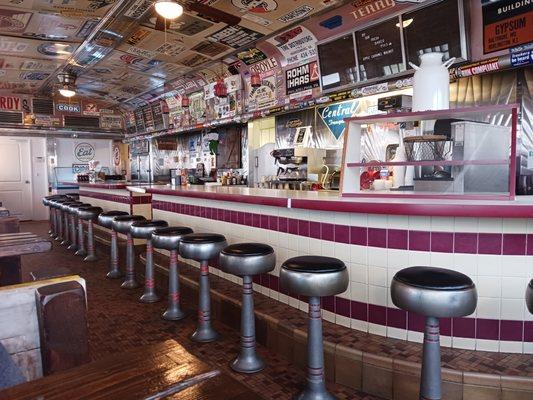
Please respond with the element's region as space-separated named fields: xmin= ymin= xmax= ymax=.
xmin=0 ymin=0 xmax=346 ymax=110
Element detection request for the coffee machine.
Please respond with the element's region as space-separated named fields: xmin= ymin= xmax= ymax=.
xmin=271 ymin=147 xmax=326 ymax=182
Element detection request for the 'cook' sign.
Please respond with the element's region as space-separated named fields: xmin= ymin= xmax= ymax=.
xmin=75 ymin=142 xmax=95 ymax=162
xmin=56 ymin=103 xmax=81 ymax=113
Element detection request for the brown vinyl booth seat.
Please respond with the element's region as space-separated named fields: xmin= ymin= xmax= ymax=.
xmin=0 ymin=275 xmax=89 ymax=387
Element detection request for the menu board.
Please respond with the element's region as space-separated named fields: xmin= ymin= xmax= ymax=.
xmin=142 ymin=105 xmax=154 ymax=131
xmin=402 ymin=0 xmax=463 ymax=64
xmin=317 ymin=34 xmax=357 ymax=92
xmin=134 ymin=109 xmax=144 ymax=132
xmin=151 ymin=102 xmax=164 ymax=130
xmin=355 ymin=18 xmax=404 ymax=81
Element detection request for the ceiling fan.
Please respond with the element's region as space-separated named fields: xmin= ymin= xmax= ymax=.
xmin=153 ymin=0 xmax=241 ymax=31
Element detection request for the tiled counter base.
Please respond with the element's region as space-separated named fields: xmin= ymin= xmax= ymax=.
xmin=149 ymin=194 xmax=533 ymax=354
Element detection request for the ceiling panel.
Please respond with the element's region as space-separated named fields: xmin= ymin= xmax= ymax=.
xmin=0 ymin=0 xmax=348 ymax=107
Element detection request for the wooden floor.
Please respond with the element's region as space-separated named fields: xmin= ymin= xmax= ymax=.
xmin=13 ymin=221 xmax=379 ymax=400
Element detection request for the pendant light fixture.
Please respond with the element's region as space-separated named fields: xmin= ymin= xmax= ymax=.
xmin=57 ymin=73 xmax=77 ymax=98
xmin=250 ymin=72 xmax=261 ymax=88
xmin=154 ymin=0 xmax=183 ymax=20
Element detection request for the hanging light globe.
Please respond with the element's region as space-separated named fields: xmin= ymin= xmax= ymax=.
xmin=154 ymin=0 xmax=183 ymax=20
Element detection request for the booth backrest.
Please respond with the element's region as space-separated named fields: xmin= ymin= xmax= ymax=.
xmin=0 ymin=276 xmax=86 ymax=382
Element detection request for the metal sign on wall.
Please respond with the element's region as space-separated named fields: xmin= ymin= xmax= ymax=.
xmin=285 ymin=61 xmax=319 ymax=95
xmin=482 ymin=0 xmax=533 ymax=53
xmin=56 ymin=102 xmax=81 ymax=113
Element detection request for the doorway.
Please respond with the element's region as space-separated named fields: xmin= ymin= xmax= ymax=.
xmin=0 ymin=138 xmax=33 ymax=220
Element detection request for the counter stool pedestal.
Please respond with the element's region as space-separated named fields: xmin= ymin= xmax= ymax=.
xmin=179 ymin=233 xmax=227 ymax=343
xmin=391 ymin=266 xmax=477 ymax=400
xmin=220 ymin=243 xmax=275 ymax=373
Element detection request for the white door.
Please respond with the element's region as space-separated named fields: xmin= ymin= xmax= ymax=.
xmin=0 ymin=138 xmax=33 ymax=220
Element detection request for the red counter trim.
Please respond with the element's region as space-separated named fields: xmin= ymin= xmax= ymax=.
xmin=291 ymin=199 xmax=533 ymax=218
xmin=61 ymin=182 xmax=128 ymax=189
xmin=80 ymin=190 xmax=152 ymax=205
xmin=147 ymin=187 xmax=287 ymax=208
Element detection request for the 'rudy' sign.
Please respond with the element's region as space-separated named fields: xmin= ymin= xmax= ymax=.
xmin=0 ymin=96 xmax=21 ymax=110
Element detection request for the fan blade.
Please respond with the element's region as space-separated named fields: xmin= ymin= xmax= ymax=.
xmin=154 ymin=15 xmax=171 ymax=31
xmin=187 ymin=3 xmax=241 ymax=26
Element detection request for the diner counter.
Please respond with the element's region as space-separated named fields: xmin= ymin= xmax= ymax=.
xmin=71 ymin=180 xmax=533 ymax=353
xmin=137 ymin=184 xmax=533 ymax=218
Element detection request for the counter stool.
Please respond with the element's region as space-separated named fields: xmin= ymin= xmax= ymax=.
xmin=42 ymin=195 xmax=65 ymax=237
xmin=130 ymin=220 xmax=169 ymax=303
xmin=63 ymin=201 xmax=83 ymax=249
xmin=280 ymin=256 xmax=348 ymax=400
xmin=220 ymin=243 xmax=275 ymax=373
xmin=67 ymin=203 xmax=91 ymax=252
xmin=179 ymin=233 xmax=227 ymax=342
xmin=74 ymin=205 xmax=93 ymax=257
xmin=51 ymin=199 xmax=70 ymax=242
xmin=77 ymin=206 xmax=103 ymax=262
xmin=152 ymin=227 xmax=193 ymax=320
xmin=391 ymin=267 xmax=477 ymax=400
xmin=527 ymin=279 xmax=533 ymax=314
xmin=112 ymin=215 xmax=146 ymax=289
xmin=64 ymin=193 xmax=80 ymax=201
xmin=59 ymin=201 xmax=80 ymax=246
xmin=97 ymin=211 xmax=129 ymax=279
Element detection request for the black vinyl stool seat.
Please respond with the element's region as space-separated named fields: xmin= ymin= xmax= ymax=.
xmin=112 ymin=215 xmax=146 ymax=289
xmin=64 ymin=193 xmax=80 ymax=200
xmin=179 ymin=232 xmax=227 ymax=342
xmin=526 ymin=279 xmax=533 ymax=314
xmin=220 ymin=243 xmax=275 ymax=373
xmin=131 ymin=220 xmax=169 ymax=303
xmin=281 ymin=256 xmax=348 ymax=297
xmin=77 ymin=206 xmax=103 ymax=262
xmin=280 ymin=256 xmax=349 ymax=400
xmin=97 ymin=211 xmax=129 ymax=279
xmin=391 ymin=267 xmax=476 ymax=318
xmin=152 ymin=227 xmax=194 ymax=321
xmin=391 ymin=267 xmax=477 ymax=400
xmin=98 ymin=211 xmax=129 ymax=228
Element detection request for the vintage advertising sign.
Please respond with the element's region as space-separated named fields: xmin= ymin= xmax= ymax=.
xmin=316 ymin=100 xmax=361 ymax=140
xmin=0 ymin=9 xmax=33 ymax=33
xmin=208 ymin=25 xmax=264 ymax=49
xmin=278 ymin=5 xmax=314 ymax=23
xmin=72 ymin=163 xmax=89 ymax=174
xmin=285 ymin=61 xmax=319 ymax=95
xmin=56 ymin=102 xmax=81 ymax=113
xmin=83 ymin=102 xmax=100 ymax=116
xmin=100 ymin=115 xmax=123 ymax=129
xmin=267 ymin=25 xmax=317 ymax=65
xmin=74 ymin=142 xmax=95 ymax=162
xmin=510 ymin=43 xmax=533 ymax=67
xmin=482 ymin=0 xmax=533 ymax=53
xmin=0 ymin=96 xmax=21 ymax=110
xmin=249 ymin=57 xmax=278 ymax=74
xmin=247 ymin=74 xmax=277 ymax=111
xmin=236 ymin=47 xmax=267 ymax=65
